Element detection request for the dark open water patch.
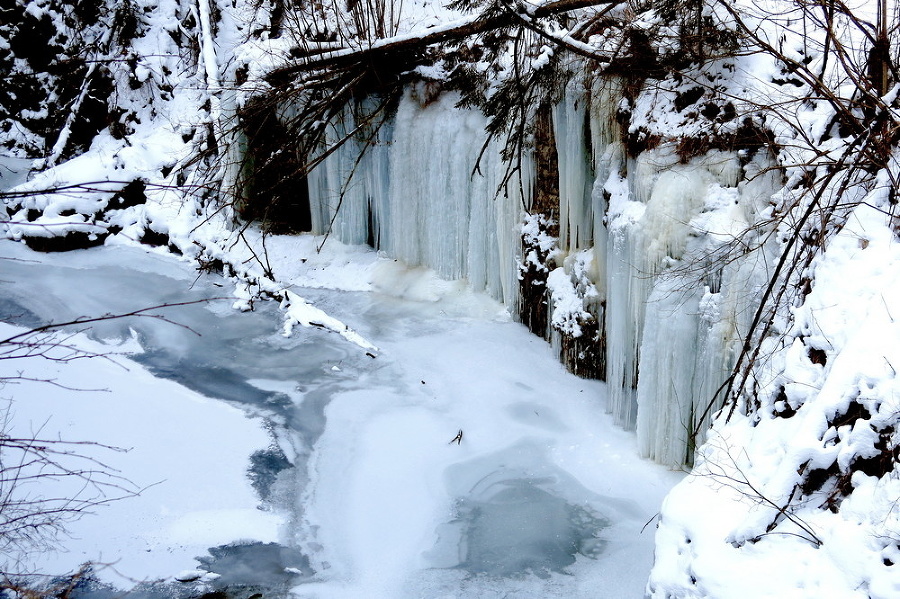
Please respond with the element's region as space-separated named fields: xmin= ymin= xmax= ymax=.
xmin=454 ymin=477 xmax=608 ymax=578
xmin=0 ymin=297 xmax=44 ymax=329
xmin=132 ymin=350 xmax=294 ymax=415
xmin=196 ymin=542 xmax=314 ymax=587
xmin=426 ymin=442 xmax=614 ymax=580
xmin=35 ymin=543 xmax=313 ymax=599
xmin=248 ymin=447 xmax=293 ymax=501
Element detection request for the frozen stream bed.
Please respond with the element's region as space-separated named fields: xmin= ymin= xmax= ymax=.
xmin=0 ymin=239 xmax=683 ymax=598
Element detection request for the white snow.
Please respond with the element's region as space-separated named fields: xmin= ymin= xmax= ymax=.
xmin=0 ymin=321 xmax=279 ymax=583
xmin=648 ymin=189 xmax=900 ymax=599
xmin=281 ymin=289 xmax=378 ymax=352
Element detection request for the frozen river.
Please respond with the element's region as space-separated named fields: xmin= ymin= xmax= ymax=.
xmin=0 ymin=240 xmax=682 ymax=598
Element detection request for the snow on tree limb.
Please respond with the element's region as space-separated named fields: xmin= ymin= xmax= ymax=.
xmin=266 ymin=0 xmax=623 ymax=83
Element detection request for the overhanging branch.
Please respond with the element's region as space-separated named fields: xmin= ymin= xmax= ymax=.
xmin=266 ymin=0 xmax=623 ymax=83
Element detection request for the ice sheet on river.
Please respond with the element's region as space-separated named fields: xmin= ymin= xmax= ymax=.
xmin=0 ymin=241 xmax=682 ymax=598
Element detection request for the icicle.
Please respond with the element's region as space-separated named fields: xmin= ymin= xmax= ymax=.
xmin=604 ymin=143 xmax=751 ymax=437
xmin=588 ymin=76 xmax=622 ymax=157
xmin=306 ymin=100 xmax=392 ymax=247
xmin=635 ymin=275 xmax=701 ymax=466
xmin=604 ymin=214 xmax=648 ymax=430
xmin=385 ymin=89 xmax=528 ymax=306
xmin=305 ymin=88 xmax=528 ymax=308
xmin=686 ymin=152 xmax=778 ymax=450
xmin=553 ymin=84 xmax=594 ymax=254
xmin=588 ymin=75 xmax=624 ymax=300
xmin=386 ymin=92 xmax=473 ymax=280
xmin=634 ymin=230 xmax=772 ymax=467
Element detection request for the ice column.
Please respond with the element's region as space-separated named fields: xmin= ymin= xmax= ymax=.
xmin=604 ymin=147 xmax=678 ymax=429
xmin=632 ymin=150 xmax=773 ymax=466
xmin=588 ymin=76 xmax=623 ymax=299
xmin=553 ymin=85 xmax=594 ymax=254
xmin=384 ymin=88 xmax=529 ymax=305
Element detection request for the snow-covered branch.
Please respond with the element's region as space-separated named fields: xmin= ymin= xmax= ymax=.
xmin=266 ymin=0 xmax=623 ymax=82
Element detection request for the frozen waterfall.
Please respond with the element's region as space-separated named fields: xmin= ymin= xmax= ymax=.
xmin=306 ymin=86 xmax=529 ymax=307
xmin=299 ymin=78 xmax=774 ymax=467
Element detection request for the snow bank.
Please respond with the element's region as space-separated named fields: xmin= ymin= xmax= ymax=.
xmin=648 ymin=132 xmax=900 ymax=599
